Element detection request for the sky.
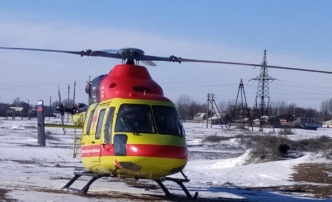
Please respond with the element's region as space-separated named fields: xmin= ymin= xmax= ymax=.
xmin=1 ymin=118 xmax=332 ymax=201
xmin=0 ymin=1 xmax=331 ymax=109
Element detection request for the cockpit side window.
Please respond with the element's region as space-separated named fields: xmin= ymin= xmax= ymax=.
xmin=152 ymin=106 xmax=184 ymax=136
xmin=115 ymin=104 xmax=155 ymax=134
xmin=95 ymin=109 xmax=106 ymax=140
xmin=85 ymin=109 xmax=95 ymax=134
xmin=104 ymin=107 xmax=115 ymax=144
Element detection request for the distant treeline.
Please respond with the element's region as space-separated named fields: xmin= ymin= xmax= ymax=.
xmin=175 ymin=95 xmax=332 ymax=121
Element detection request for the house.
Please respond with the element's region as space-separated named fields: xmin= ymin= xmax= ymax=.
xmin=193 ymin=113 xmax=206 ymax=121
xmin=323 ymin=120 xmax=332 ymax=128
xmin=208 ymin=112 xmax=231 ymax=124
xmin=253 ymin=115 xmax=269 ymax=125
xmin=277 ymin=114 xmax=295 ymax=124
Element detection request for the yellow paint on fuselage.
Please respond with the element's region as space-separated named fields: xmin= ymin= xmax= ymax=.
xmin=101 ymin=156 xmax=186 ymax=179
xmin=70 ymin=112 xmax=86 ymax=127
xmin=80 ymin=98 xmax=187 ymax=179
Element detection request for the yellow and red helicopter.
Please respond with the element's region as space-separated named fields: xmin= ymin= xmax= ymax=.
xmin=1 ymin=46 xmax=332 ymax=200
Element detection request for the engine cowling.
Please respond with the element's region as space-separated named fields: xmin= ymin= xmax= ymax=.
xmin=86 ymin=64 xmax=170 ymax=103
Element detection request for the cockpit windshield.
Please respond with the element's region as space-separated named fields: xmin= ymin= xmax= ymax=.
xmin=115 ymin=104 xmax=184 ymax=136
xmin=152 ymin=106 xmax=184 ymax=136
xmin=115 ymin=104 xmax=155 ymax=134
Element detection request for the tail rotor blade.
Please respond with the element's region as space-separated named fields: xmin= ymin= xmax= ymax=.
xmin=58 ymin=87 xmax=66 ymax=134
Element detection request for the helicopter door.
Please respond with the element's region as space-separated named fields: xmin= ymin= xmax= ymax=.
xmin=90 ymin=108 xmax=106 ymax=162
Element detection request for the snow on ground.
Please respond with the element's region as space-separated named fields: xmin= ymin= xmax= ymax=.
xmin=1 ymin=118 xmax=332 ymax=201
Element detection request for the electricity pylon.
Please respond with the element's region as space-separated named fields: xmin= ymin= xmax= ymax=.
xmin=251 ymin=50 xmax=275 ymax=131
xmin=230 ymin=79 xmax=253 ymax=130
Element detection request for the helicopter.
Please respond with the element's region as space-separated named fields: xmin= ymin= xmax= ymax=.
xmin=1 ymin=46 xmax=332 ymax=200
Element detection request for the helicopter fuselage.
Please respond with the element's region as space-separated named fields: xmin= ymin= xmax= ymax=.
xmin=80 ymin=98 xmax=187 ymax=179
xmin=78 ymin=63 xmax=187 ymax=179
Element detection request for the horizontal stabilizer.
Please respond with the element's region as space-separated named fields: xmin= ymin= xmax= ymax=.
xmin=45 ymin=123 xmax=83 ymax=129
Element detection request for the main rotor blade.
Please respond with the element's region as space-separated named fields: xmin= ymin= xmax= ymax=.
xmin=141 ymin=60 xmax=157 ymax=66
xmin=0 ymin=46 xmax=123 ymax=58
xmin=58 ymin=87 xmax=62 ymax=103
xmin=1 ymin=46 xmax=331 ymax=74
xmin=0 ymin=46 xmax=84 ymax=56
xmin=177 ymin=58 xmax=332 ymax=75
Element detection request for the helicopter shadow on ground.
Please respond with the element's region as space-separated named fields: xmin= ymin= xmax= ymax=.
xmin=121 ymin=180 xmax=246 ymax=201
xmin=85 ymin=191 xmax=248 ymax=202
xmin=165 ymin=185 xmax=332 ymax=202
xmin=124 ymin=178 xmax=320 ymax=201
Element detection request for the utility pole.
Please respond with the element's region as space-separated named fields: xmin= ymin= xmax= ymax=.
xmin=67 ymin=84 xmax=70 ymax=122
xmin=73 ymin=81 xmax=76 ymax=106
xmin=28 ymin=99 xmax=30 ymax=120
xmin=49 ymin=96 xmax=51 ymax=121
xmin=210 ymin=93 xmax=225 ymax=128
xmin=206 ymin=93 xmax=210 ymax=128
xmin=251 ymin=50 xmax=276 ymax=131
xmin=210 ymin=94 xmax=214 ymax=128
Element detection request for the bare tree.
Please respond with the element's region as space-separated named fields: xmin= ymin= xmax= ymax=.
xmin=12 ymin=97 xmax=22 ymax=107
xmin=63 ymin=98 xmax=75 ymax=108
xmin=327 ymin=98 xmax=332 ymax=116
xmin=217 ymin=100 xmax=227 ymax=112
xmin=270 ymin=100 xmax=288 ymax=116
xmin=175 ymin=95 xmax=194 ymax=120
xmin=175 ymin=95 xmax=209 ymax=120
xmin=287 ymin=103 xmax=297 ymax=115
xmin=321 ymin=99 xmax=331 ymax=120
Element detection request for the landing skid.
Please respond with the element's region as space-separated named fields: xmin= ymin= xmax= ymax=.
xmin=155 ymin=177 xmax=198 ymax=200
xmin=62 ymin=171 xmax=198 ymax=200
xmin=62 ymin=171 xmax=111 ymax=194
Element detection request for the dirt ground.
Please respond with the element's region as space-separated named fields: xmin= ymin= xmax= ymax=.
xmin=249 ymin=163 xmax=332 ymax=199
xmin=290 ymin=163 xmax=332 ymax=198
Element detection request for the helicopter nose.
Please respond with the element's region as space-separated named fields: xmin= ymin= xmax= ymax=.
xmin=113 ymin=143 xmax=188 ymax=176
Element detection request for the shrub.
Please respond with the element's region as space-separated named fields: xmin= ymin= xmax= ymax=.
xmin=202 ymin=135 xmax=232 ymax=142
xmin=294 ymin=136 xmax=332 ymax=152
xmin=203 ymin=135 xmax=223 ymax=142
xmin=246 ymin=135 xmax=292 ymax=163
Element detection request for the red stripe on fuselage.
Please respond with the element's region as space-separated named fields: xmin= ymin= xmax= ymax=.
xmin=91 ymin=115 xmax=97 ymax=122
xmin=81 ymin=144 xmax=187 ymax=159
xmin=126 ymin=144 xmax=187 ymax=159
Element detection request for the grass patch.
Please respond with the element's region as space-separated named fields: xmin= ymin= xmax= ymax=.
xmin=278 ymin=126 xmax=295 ymax=135
xmin=202 ymin=135 xmax=233 ymax=142
xmin=45 ymin=131 xmax=60 ymax=141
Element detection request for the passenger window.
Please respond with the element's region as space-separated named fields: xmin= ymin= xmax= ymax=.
xmin=104 ymin=107 xmax=115 ymax=144
xmin=85 ymin=109 xmax=95 ymax=134
xmin=95 ymin=109 xmax=106 ymax=140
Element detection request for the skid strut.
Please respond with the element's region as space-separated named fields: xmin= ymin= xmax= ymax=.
xmin=63 ymin=170 xmax=198 ymax=200
xmin=154 ymin=172 xmax=198 ymax=200
xmin=62 ymin=171 xmax=111 ymax=194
